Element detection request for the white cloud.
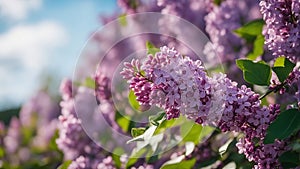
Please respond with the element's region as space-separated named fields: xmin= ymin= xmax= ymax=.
xmin=0 ymin=0 xmax=42 ymax=21
xmin=0 ymin=21 xmax=67 ymax=107
xmin=0 ymin=21 xmax=67 ymax=70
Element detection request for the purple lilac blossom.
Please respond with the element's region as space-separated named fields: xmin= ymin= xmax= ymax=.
xmin=260 ymin=0 xmax=300 ymax=60
xmin=118 ymin=0 xmax=161 ymax=14
xmin=122 ymin=46 xmax=286 ymax=168
xmin=205 ymin=0 xmax=261 ymax=62
xmin=56 ymin=79 xmax=103 ymax=160
xmin=157 ymin=0 xmax=213 ymax=31
xmin=19 ymin=91 xmax=60 ymax=127
xmin=3 ymin=117 xmax=21 ymax=154
xmin=121 ymin=46 xmax=212 ymax=121
xmin=19 ymin=91 xmax=60 ymax=149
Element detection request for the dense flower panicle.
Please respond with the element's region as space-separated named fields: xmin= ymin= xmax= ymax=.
xmin=118 ymin=0 xmax=161 ymax=14
xmin=69 ymin=156 xmax=117 ymax=169
xmin=60 ymin=79 xmax=73 ymax=100
xmin=3 ymin=117 xmax=21 ymax=154
xmin=260 ymin=0 xmax=300 ymax=59
xmin=19 ymin=91 xmax=60 ymax=127
xmin=212 ymin=74 xmax=283 ymax=168
xmin=32 ymin=119 xmax=58 ymax=148
xmin=56 ymin=79 xmax=102 ymax=160
xmin=18 ymin=91 xmax=60 ymax=150
xmin=95 ymin=71 xmax=111 ymax=101
xmin=237 ymin=138 xmax=286 ymax=169
xmin=69 ymin=155 xmax=155 ymax=169
xmin=157 ymin=0 xmax=213 ymax=31
xmin=156 ymin=0 xmax=213 ymax=58
xmin=130 ymin=74 xmax=153 ymax=106
xmin=96 ymin=156 xmax=116 ymax=169
xmin=122 ymin=46 xmax=288 ymax=168
xmin=122 ymin=46 xmax=212 ymax=121
xmin=205 ymin=0 xmax=261 ymax=62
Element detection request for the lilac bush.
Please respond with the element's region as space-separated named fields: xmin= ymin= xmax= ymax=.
xmin=1 ymin=0 xmax=300 ymax=169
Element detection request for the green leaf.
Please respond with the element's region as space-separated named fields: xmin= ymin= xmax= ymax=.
xmin=213 ymin=0 xmax=222 ymax=5
xmin=198 ymin=126 xmax=215 ymax=141
xmin=279 ymin=151 xmax=300 ymax=168
xmin=272 ymin=56 xmax=296 ymax=83
xmin=49 ymin=129 xmax=60 ymax=151
xmin=292 ymin=142 xmax=300 ymax=152
xmin=0 ymin=147 xmax=5 ymax=158
xmin=161 ymin=158 xmax=196 ymax=169
xmin=119 ymin=14 xmax=127 ymax=26
xmin=58 ymin=160 xmax=72 ymax=169
xmin=264 ymin=109 xmax=300 ymax=144
xmin=127 ymin=125 xmax=157 ymax=143
xmin=112 ymin=147 xmax=125 ymax=169
xmin=235 ymin=19 xmax=264 ymax=37
xmin=180 ymin=121 xmax=203 ymax=144
xmin=154 ymin=116 xmax=184 ymax=135
xmin=247 ymin=35 xmax=264 ymax=60
xmin=236 ymin=59 xmax=271 ymax=86
xmin=126 ymin=148 xmax=147 ymax=168
xmin=149 ymin=111 xmax=166 ymax=126
xmin=83 ymin=77 xmax=96 ymax=89
xmin=146 ymin=41 xmax=160 ymax=56
xmin=128 ymin=90 xmax=141 ymax=111
xmin=115 ymin=111 xmax=132 ymax=133
xmin=131 ymin=127 xmax=146 ymax=138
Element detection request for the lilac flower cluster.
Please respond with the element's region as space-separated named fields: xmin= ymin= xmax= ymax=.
xmin=157 ymin=0 xmax=213 ymax=31
xmin=122 ymin=46 xmax=212 ymax=121
xmin=117 ymin=0 xmax=161 ymax=14
xmin=237 ymin=138 xmax=286 ymax=169
xmin=68 ymin=154 xmax=155 ymax=169
xmin=1 ymin=91 xmax=61 ymax=166
xmin=57 ymin=73 xmax=157 ymax=168
xmin=122 ymin=46 xmax=286 ymax=168
xmin=205 ymin=0 xmax=261 ymax=62
xmin=260 ymin=0 xmax=300 ymax=60
xmin=56 ymin=79 xmax=103 ymax=160
xmin=95 ymin=71 xmax=111 ymax=101
xmin=20 ymin=91 xmax=60 ymax=128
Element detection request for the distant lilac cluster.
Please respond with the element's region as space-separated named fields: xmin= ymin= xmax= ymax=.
xmin=56 ymin=79 xmax=103 ymax=160
xmin=205 ymin=0 xmax=261 ymax=62
xmin=122 ymin=46 xmax=286 ymax=168
xmin=117 ymin=0 xmax=161 ymax=14
xmin=57 ymin=74 xmax=157 ymax=168
xmin=157 ymin=0 xmax=213 ymax=31
xmin=95 ymin=71 xmax=111 ymax=101
xmin=1 ymin=91 xmax=61 ymax=166
xmin=260 ymin=0 xmax=300 ymax=60
xmin=68 ymin=155 xmax=101 ymax=169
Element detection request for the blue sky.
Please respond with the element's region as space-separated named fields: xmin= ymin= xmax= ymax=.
xmin=0 ymin=0 xmax=118 ymax=110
